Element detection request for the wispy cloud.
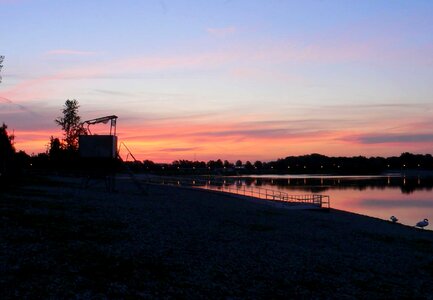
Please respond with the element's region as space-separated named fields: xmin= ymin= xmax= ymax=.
xmin=45 ymin=38 xmax=431 ymax=82
xmin=206 ymin=26 xmax=237 ymax=38
xmin=93 ymin=89 xmax=138 ymax=97
xmin=0 ymin=96 xmax=38 ymax=115
xmin=202 ymin=128 xmax=293 ymax=138
xmin=319 ymin=103 xmax=428 ymax=109
xmin=121 ymin=118 xmax=333 ymax=142
xmin=158 ymin=147 xmax=201 ymax=152
xmin=45 ymin=49 xmax=100 ymax=56
xmin=344 ymin=133 xmax=433 ymax=144
xmin=4 ymin=34 xmax=429 ymax=101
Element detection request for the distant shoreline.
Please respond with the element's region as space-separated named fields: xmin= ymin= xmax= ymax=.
xmin=227 ymin=170 xmax=433 ymax=178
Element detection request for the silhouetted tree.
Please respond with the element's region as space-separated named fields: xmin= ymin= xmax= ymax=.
xmin=215 ymin=159 xmax=224 ymax=168
xmin=245 ymin=161 xmax=253 ymax=170
xmin=206 ymin=160 xmax=215 ymax=169
xmin=13 ymin=150 xmax=30 ymax=174
xmin=55 ymin=99 xmax=87 ymax=151
xmin=223 ymin=160 xmax=232 ymax=168
xmin=48 ymin=136 xmax=63 ymax=160
xmin=0 ymin=122 xmax=14 ymax=155
xmin=196 ymin=161 xmax=206 ymax=169
xmin=254 ymin=160 xmax=263 ymax=169
xmin=142 ymin=160 xmax=156 ymax=170
xmin=235 ymin=160 xmax=243 ymax=167
xmin=0 ymin=123 xmax=15 ymax=175
xmin=0 ymin=124 xmax=30 ymax=181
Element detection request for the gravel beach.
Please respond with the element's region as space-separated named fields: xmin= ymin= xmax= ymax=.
xmin=2 ymin=175 xmax=433 ymax=299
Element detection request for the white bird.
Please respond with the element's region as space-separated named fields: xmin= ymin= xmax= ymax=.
xmin=390 ymin=216 xmax=398 ymax=223
xmin=415 ymin=218 xmax=429 ymax=229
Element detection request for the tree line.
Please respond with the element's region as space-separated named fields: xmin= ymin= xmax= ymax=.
xmin=0 ymin=99 xmax=86 ymax=185
xmin=0 ymin=123 xmax=31 ymax=189
xmin=1 ymin=99 xmax=433 ymax=183
xmin=128 ymin=152 xmax=433 ymax=175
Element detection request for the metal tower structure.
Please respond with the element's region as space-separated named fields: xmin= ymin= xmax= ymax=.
xmin=83 ymin=115 xmax=118 ymax=135
xmin=78 ymin=115 xmax=118 ymax=192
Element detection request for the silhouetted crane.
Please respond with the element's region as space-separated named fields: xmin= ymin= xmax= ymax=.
xmin=80 ymin=114 xmax=146 ymax=194
xmin=82 ymin=115 xmax=118 ymax=135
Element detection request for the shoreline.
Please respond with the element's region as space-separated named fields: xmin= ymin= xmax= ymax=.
xmin=2 ymin=174 xmax=433 ymax=298
xmin=132 ymin=174 xmax=432 ymax=231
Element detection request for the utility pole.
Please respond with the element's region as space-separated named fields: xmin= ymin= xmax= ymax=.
xmin=0 ymin=56 xmax=4 ymax=83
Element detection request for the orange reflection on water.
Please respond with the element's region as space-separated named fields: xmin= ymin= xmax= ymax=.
xmin=326 ymin=188 xmax=432 ymax=227
xmin=247 ymin=176 xmax=433 ymax=229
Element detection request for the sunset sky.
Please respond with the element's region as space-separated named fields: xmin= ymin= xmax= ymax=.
xmin=1 ymin=0 xmax=433 ymax=162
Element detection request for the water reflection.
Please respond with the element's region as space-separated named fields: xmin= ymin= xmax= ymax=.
xmin=224 ymin=175 xmax=433 ymax=229
xmin=238 ymin=175 xmax=433 ymax=194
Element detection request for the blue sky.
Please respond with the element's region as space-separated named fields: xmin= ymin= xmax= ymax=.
xmin=1 ymin=0 xmax=433 ymax=161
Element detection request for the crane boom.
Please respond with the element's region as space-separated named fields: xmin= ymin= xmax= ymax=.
xmin=83 ymin=115 xmax=118 ymax=135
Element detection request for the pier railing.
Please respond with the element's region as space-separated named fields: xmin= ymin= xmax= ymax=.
xmin=202 ymin=183 xmax=330 ymax=208
xmin=142 ymin=175 xmax=330 ymax=208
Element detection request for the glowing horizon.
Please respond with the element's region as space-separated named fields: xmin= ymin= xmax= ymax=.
xmin=1 ymin=1 xmax=433 ymax=162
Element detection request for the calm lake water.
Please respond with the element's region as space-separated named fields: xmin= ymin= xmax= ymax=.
xmin=227 ymin=174 xmax=433 ymax=229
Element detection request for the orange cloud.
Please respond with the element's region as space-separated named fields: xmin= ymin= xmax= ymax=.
xmin=11 ymin=119 xmax=433 ymax=163
xmin=12 ymin=129 xmax=57 ymax=154
xmin=115 ymin=118 xmax=360 ymax=162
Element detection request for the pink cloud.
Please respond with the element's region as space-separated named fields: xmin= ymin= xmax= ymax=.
xmin=0 ymin=75 xmax=60 ymax=103
xmin=0 ymin=50 xmax=240 ymax=104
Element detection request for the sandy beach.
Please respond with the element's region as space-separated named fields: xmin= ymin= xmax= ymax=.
xmin=2 ymin=174 xmax=433 ymax=299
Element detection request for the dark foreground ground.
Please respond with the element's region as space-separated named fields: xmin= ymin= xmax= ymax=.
xmin=1 ymin=175 xmax=433 ymax=299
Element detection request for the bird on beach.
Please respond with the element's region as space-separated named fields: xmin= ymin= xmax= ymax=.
xmin=390 ymin=216 xmax=398 ymax=223
xmin=415 ymin=219 xmax=429 ymax=229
